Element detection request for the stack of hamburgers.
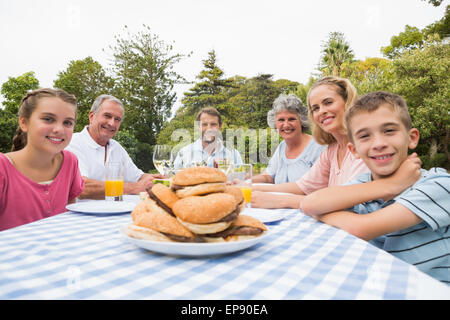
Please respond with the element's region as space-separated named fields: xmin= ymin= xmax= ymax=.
xmin=125 ymin=166 xmax=267 ymax=243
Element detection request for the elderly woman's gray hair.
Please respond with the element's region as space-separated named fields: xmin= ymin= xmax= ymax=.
xmin=267 ymin=94 xmax=310 ymax=132
xmin=90 ymin=94 xmax=124 ymax=115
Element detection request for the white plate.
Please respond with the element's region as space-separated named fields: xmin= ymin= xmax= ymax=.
xmin=120 ymin=225 xmax=269 ymax=257
xmin=242 ymin=207 xmax=289 ymax=223
xmin=122 ymin=195 xmax=141 ymax=204
xmin=267 ymin=192 xmax=293 ymax=196
xmin=66 ymin=200 xmax=136 ymax=215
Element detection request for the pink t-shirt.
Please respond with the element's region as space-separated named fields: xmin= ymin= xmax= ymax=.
xmin=296 ymin=142 xmax=369 ymax=194
xmin=0 ymin=150 xmax=85 ymax=231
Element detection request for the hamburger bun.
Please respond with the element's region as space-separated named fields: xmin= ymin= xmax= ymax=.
xmin=172 ymin=166 xmax=226 ymax=186
xmin=174 ymin=182 xmax=226 ymax=198
xmin=125 ymin=224 xmax=174 ymax=242
xmin=203 ymin=214 xmax=268 ymax=242
xmin=172 ymin=193 xmax=240 ymax=234
xmin=224 ymin=186 xmax=245 ymax=211
xmin=147 ymin=183 xmax=179 ymax=215
xmin=171 ymin=167 xmax=227 ymax=197
xmin=131 ymin=198 xmax=197 ymax=241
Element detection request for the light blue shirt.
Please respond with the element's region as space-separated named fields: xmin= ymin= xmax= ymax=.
xmin=173 ymin=139 xmax=243 ymax=169
xmin=265 ymin=139 xmax=326 ymax=184
xmin=347 ymin=168 xmax=450 ymax=284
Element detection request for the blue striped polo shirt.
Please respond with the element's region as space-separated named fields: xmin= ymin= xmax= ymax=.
xmin=348 ymin=167 xmax=450 ymax=285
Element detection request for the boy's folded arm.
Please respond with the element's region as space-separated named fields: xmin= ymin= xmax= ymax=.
xmin=318 ymin=203 xmax=423 ymax=241
xmin=301 ymin=180 xmax=396 ymax=216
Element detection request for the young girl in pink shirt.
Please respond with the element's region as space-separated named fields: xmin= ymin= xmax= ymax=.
xmin=0 ymin=88 xmax=84 ymax=231
xmin=252 ymin=76 xmax=369 ymax=209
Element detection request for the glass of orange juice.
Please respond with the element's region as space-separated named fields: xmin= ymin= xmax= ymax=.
xmin=105 ymin=162 xmax=124 ymax=201
xmin=235 ymin=164 xmax=252 ymax=207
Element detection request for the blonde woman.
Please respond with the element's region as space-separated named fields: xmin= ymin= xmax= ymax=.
xmin=252 ymin=76 xmax=369 ymax=209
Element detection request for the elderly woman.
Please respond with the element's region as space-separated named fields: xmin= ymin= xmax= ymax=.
xmin=252 ymin=77 xmax=369 ymax=209
xmin=252 ymin=94 xmax=325 ymax=184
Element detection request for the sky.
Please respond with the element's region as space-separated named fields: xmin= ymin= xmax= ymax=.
xmin=0 ymin=0 xmax=447 ymax=111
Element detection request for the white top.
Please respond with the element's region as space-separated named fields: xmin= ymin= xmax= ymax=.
xmin=265 ymin=139 xmax=326 ymax=184
xmin=173 ymin=138 xmax=243 ymax=169
xmin=65 ymin=126 xmax=144 ymax=182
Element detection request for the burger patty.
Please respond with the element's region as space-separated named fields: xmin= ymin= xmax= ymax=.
xmin=147 ymin=190 xmax=175 ymax=216
xmin=217 ymin=206 xmax=240 ymax=223
xmin=171 ymin=184 xmax=184 ymax=191
xmin=171 ymin=183 xmax=223 ymax=191
xmin=206 ymin=226 xmax=263 ymax=238
xmin=162 ymin=233 xmax=205 ymax=243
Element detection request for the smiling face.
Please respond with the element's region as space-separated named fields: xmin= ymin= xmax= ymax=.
xmin=19 ymin=97 xmax=76 ymax=155
xmin=309 ymin=84 xmax=346 ymax=135
xmin=347 ymin=104 xmax=419 ymax=180
xmin=88 ymin=99 xmax=124 ymax=146
xmin=275 ymin=110 xmax=302 ymax=141
xmin=199 ymin=112 xmax=221 ymax=144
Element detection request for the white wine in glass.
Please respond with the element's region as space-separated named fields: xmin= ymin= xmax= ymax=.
xmin=153 ymin=145 xmax=174 ymax=175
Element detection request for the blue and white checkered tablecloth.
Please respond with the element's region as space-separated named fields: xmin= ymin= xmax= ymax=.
xmin=0 ymin=208 xmax=430 ymax=299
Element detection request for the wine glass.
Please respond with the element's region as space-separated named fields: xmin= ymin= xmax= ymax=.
xmin=153 ymin=145 xmax=174 ymax=175
xmin=216 ymin=158 xmax=234 ymax=181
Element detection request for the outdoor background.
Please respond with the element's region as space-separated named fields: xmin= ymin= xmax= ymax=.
xmin=0 ymin=0 xmax=448 ymax=173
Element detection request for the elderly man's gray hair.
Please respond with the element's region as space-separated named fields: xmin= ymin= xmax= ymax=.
xmin=267 ymin=94 xmax=310 ymax=132
xmin=90 ymin=94 xmax=124 ymax=115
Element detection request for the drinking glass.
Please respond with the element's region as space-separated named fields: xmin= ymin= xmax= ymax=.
xmin=216 ymin=158 xmax=234 ymax=181
xmin=234 ymin=164 xmax=252 ymax=206
xmin=153 ymin=145 xmax=174 ymax=175
xmin=105 ymin=162 xmax=124 ymax=201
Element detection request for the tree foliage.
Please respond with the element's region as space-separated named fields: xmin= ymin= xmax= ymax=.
xmin=53 ymin=57 xmax=115 ymax=132
xmin=109 ymin=25 xmax=190 ymax=172
xmin=381 ymin=5 xmax=449 ymax=59
xmin=157 ymin=51 xmax=298 ymax=162
xmin=390 ymin=36 xmax=449 ymax=167
xmin=0 ymin=72 xmax=39 ymax=152
xmin=319 ymin=32 xmax=354 ymax=77
xmin=421 ymin=0 xmax=444 ymax=6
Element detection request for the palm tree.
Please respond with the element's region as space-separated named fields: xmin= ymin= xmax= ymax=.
xmin=320 ymin=32 xmax=354 ymax=77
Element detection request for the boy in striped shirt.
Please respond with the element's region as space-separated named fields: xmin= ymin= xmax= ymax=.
xmin=301 ymin=91 xmax=449 ymax=284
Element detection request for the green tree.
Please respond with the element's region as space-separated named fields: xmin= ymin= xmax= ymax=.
xmin=53 ymin=57 xmax=115 ymax=132
xmin=182 ymin=50 xmax=237 ymax=115
xmin=347 ymin=57 xmax=395 ymax=95
xmin=381 ymin=25 xmax=426 ymax=59
xmin=157 ymin=50 xmax=237 ymax=148
xmin=0 ymin=72 xmax=39 ymax=152
xmin=291 ymin=76 xmax=317 ymax=107
xmin=391 ymin=36 xmax=449 ymax=168
xmin=421 ymin=0 xmax=444 ymax=6
xmin=227 ymin=74 xmax=298 ymax=129
xmin=381 ymin=5 xmax=449 ymax=59
xmin=109 ymin=24 xmax=190 ymax=172
xmin=319 ymin=32 xmax=354 ymax=77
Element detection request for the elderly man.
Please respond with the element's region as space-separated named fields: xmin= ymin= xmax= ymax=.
xmin=66 ymin=94 xmax=162 ymax=199
xmin=173 ymin=107 xmax=243 ymax=169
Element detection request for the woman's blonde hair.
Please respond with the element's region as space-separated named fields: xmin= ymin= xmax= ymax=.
xmin=306 ymin=76 xmax=358 ymax=145
xmin=11 ymin=88 xmax=77 ymax=151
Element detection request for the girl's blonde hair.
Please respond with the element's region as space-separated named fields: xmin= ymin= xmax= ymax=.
xmin=306 ymin=76 xmax=358 ymax=145
xmin=11 ymin=88 xmax=77 ymax=151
